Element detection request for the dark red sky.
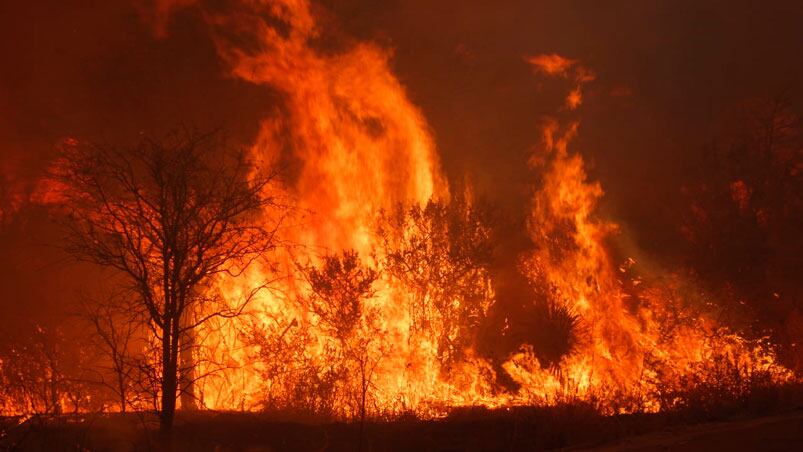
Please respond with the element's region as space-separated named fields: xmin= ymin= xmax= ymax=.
xmin=1 ymin=0 xmax=801 ymax=330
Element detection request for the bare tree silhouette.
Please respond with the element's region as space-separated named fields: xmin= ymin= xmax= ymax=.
xmin=54 ymin=129 xmax=286 ymax=439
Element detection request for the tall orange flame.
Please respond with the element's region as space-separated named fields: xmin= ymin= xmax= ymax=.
xmin=5 ymin=1 xmax=785 ymax=418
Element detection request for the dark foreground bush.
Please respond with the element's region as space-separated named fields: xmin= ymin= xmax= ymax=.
xmin=2 ymin=383 xmax=802 ymax=451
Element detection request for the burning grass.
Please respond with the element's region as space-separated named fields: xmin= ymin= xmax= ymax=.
xmin=3 ymin=380 xmax=802 ymax=451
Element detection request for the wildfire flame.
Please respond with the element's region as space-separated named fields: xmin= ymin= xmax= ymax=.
xmin=182 ymin=0 xmax=792 ymax=417
xmin=1 ymin=0 xmax=794 ymax=419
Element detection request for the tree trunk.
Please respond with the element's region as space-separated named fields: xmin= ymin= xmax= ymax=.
xmin=159 ymin=373 xmax=177 ymax=441
xmin=119 ymin=378 xmax=127 ymax=413
xmin=358 ymin=359 xmax=367 ymax=452
xmin=159 ymin=322 xmax=180 ymax=442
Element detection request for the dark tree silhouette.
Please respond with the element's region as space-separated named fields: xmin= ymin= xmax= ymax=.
xmin=54 ymin=129 xmax=285 ymax=439
xmin=681 ymin=95 xmax=803 ymax=369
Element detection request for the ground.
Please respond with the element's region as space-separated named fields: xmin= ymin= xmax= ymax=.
xmin=585 ymin=411 xmax=803 ymax=451
xmin=2 ymin=408 xmax=803 ymax=451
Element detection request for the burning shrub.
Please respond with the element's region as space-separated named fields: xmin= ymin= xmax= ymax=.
xmin=246 ymin=316 xmax=339 ymax=418
xmin=304 ymin=251 xmax=378 ymax=340
xmin=378 ymin=197 xmax=496 ymax=374
xmin=301 ymin=251 xmax=384 ymax=422
xmin=247 ymin=250 xmax=384 ymax=421
xmin=0 ymin=324 xmax=100 ymax=416
xmin=648 ymin=333 xmax=794 ymax=419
